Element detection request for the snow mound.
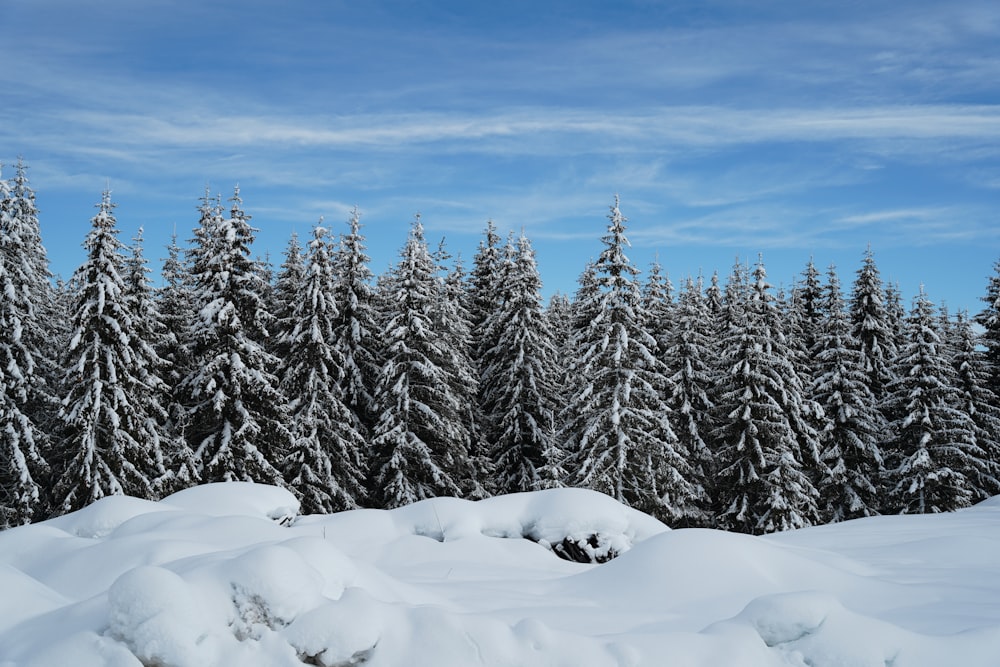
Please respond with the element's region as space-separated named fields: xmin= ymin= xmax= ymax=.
xmin=307 ymin=487 xmax=668 ymax=564
xmin=162 ymin=482 xmax=300 ymax=524
xmin=46 ymin=495 xmax=174 ymax=539
xmin=2 ymin=484 xmax=1000 ymax=666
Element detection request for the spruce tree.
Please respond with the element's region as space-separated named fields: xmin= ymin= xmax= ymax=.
xmin=850 ymin=246 xmax=896 ymax=403
xmin=642 ymin=258 xmax=674 ymax=360
xmin=0 ymin=254 xmax=47 ymax=526
xmin=794 ymin=258 xmax=825 ymax=363
xmin=884 ymin=289 xmax=984 ymax=514
xmin=885 ymin=280 xmax=907 ymax=355
xmin=711 ymin=258 xmax=821 ymax=534
xmin=560 ymin=198 xmax=701 ymax=522
xmin=545 ymin=292 xmax=573 ymax=358
xmin=123 ymin=228 xmax=189 ymax=496
xmin=278 ymin=224 xmax=367 ymax=513
xmin=1 ymin=160 xmax=60 ymax=466
xmin=558 ymin=261 xmax=601 ymax=407
xmin=0 ymin=165 xmax=48 ymax=526
xmin=480 ymin=233 xmax=561 ymax=494
xmin=369 ymin=218 xmax=474 ymax=508
xmin=433 ymin=245 xmax=484 ymax=497
xmin=178 ymin=187 xmax=291 ymax=486
xmin=469 ymin=221 xmax=507 ymax=479
xmin=811 ymin=265 xmax=884 ymax=522
xmin=662 ymin=276 xmax=716 ymax=526
xmin=154 ymin=233 xmax=201 ymax=493
xmin=469 ymin=220 xmax=505 ymax=360
xmin=51 ymin=192 xmax=167 ymax=513
xmin=330 ymin=208 xmax=381 ymax=433
xmin=950 ymin=311 xmax=1000 ymax=500
xmin=270 ymin=232 xmax=306 ymax=361
xmin=976 ymin=259 xmax=1000 ymax=398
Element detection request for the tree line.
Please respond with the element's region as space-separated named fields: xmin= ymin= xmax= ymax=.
xmin=2 ymin=162 xmax=1000 ymax=535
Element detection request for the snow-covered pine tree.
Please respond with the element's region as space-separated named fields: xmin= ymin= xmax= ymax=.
xmin=560 ymin=197 xmax=701 ymax=523
xmin=50 ymin=191 xmax=167 ymax=513
xmin=811 ymin=264 xmax=884 ymax=522
xmin=154 ymin=233 xmax=201 ymax=494
xmin=883 ymin=288 xmax=985 ymax=514
xmin=270 ymin=232 xmax=305 ymax=362
xmin=711 ymin=258 xmax=821 ymax=534
xmin=794 ymin=258 xmax=825 ymax=361
xmin=950 ymin=310 xmax=1000 ymax=500
xmin=661 ymin=276 xmax=716 ymax=526
xmin=468 ymin=221 xmax=507 ymax=477
xmin=469 ymin=220 xmax=505 ymax=359
xmin=642 ymin=257 xmax=674 ymax=359
xmin=0 ymin=254 xmax=48 ymax=527
xmin=480 ymin=233 xmax=561 ymax=494
xmin=1 ymin=159 xmax=60 ymax=463
xmin=705 ymin=270 xmax=723 ymax=321
xmin=784 ymin=266 xmax=828 ymax=485
xmin=0 ymin=165 xmax=48 ymax=526
xmin=433 ymin=245 xmax=484 ymax=497
xmin=976 ymin=259 xmax=1000 ymax=398
xmin=123 ymin=228 xmax=191 ymax=497
xmin=278 ymin=223 xmax=367 ymax=513
xmin=157 ymin=233 xmax=194 ymax=391
xmin=368 ymin=218 xmax=475 ymax=508
xmin=558 ymin=261 xmax=601 ymax=408
xmin=849 ymin=247 xmax=896 ymax=406
xmin=545 ymin=292 xmax=573 ymax=358
xmin=330 ymin=207 xmax=381 ymax=434
xmin=543 ymin=291 xmax=573 ymax=485
xmin=178 ymin=187 xmax=291 ymax=486
xmin=885 ymin=280 xmax=907 ymax=357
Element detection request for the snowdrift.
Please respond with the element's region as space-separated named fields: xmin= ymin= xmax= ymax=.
xmin=2 ymin=483 xmax=1000 ymax=666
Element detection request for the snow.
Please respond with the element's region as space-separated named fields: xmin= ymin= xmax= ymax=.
xmin=2 ymin=484 xmax=1000 ymax=666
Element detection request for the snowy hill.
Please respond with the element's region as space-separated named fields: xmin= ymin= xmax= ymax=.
xmin=2 ymin=484 xmax=999 ymax=666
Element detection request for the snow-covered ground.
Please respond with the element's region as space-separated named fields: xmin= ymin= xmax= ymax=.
xmin=2 ymin=484 xmax=999 ymax=666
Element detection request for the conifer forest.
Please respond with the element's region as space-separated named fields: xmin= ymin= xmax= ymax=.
xmin=3 ymin=160 xmax=1000 ymax=535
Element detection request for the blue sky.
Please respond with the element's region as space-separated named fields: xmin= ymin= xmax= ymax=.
xmin=2 ymin=0 xmax=999 ymax=313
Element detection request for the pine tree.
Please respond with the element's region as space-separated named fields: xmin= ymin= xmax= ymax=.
xmin=278 ymin=224 xmax=368 ymax=513
xmin=976 ymin=259 xmax=1000 ymax=398
xmin=559 ymin=261 xmax=601 ymax=405
xmin=662 ymin=276 xmax=716 ymax=526
xmin=950 ymin=311 xmax=1000 ymax=500
xmin=561 ymin=198 xmax=701 ymax=522
xmin=794 ymin=258 xmax=825 ymax=361
xmin=711 ymin=258 xmax=821 ymax=534
xmin=0 ymin=165 xmax=48 ymax=526
xmin=811 ymin=265 xmax=884 ymax=522
xmin=705 ymin=270 xmax=724 ymax=321
xmin=884 ymin=289 xmax=984 ymax=514
xmin=1 ymin=159 xmax=60 ymax=468
xmin=546 ymin=292 xmax=573 ymax=357
xmin=885 ymin=280 xmax=907 ymax=355
xmin=154 ymin=233 xmax=201 ymax=494
xmin=642 ymin=258 xmax=674 ymax=358
xmin=469 ymin=221 xmax=507 ymax=475
xmin=123 ymin=228 xmax=189 ymax=497
xmin=0 ymin=255 xmax=47 ymax=526
xmin=157 ymin=233 xmax=195 ymax=390
xmin=369 ymin=218 xmax=474 ymax=508
xmin=330 ymin=208 xmax=381 ymax=433
xmin=850 ymin=246 xmax=896 ymax=403
xmin=270 ymin=232 xmax=306 ymax=361
xmin=51 ymin=192 xmax=167 ymax=513
xmin=178 ymin=187 xmax=291 ymax=486
xmin=433 ymin=244 xmax=484 ymax=497
xmin=480 ymin=233 xmax=561 ymax=494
